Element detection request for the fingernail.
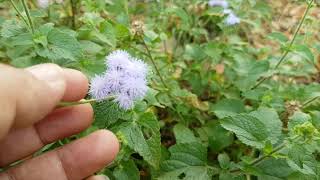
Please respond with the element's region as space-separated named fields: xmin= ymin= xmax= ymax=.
xmin=102 ymin=175 xmax=110 ymax=180
xmin=26 ymin=64 xmax=66 ymax=93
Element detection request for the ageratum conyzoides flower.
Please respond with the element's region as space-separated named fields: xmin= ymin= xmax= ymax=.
xmin=89 ymin=50 xmax=149 ymax=110
xmin=208 ymin=0 xmax=229 ymax=8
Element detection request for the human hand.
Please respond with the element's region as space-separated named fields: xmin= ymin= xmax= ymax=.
xmin=0 ymin=63 xmax=119 ymax=180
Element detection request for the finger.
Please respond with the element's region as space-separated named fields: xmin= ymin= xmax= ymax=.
xmin=86 ymin=175 xmax=109 ymax=180
xmin=61 ymin=68 xmax=88 ymax=101
xmin=0 ymin=63 xmax=66 ymax=138
xmin=0 ymin=63 xmax=89 ymax=140
xmin=0 ymin=130 xmax=119 ymax=180
xmin=0 ymin=104 xmax=93 ymax=167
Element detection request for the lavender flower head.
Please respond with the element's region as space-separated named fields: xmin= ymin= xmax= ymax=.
xmin=208 ymin=0 xmax=229 ymax=8
xmin=225 ymin=12 xmax=240 ymax=25
xmin=90 ymin=50 xmax=149 ymax=110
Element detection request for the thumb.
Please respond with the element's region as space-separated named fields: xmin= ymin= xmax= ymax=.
xmin=0 ymin=63 xmax=66 ymax=139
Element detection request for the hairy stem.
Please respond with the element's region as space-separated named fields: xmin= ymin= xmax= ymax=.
xmin=57 ymin=96 xmax=115 ymax=108
xmin=141 ymin=39 xmax=169 ymax=89
xmin=302 ymin=96 xmax=319 ymax=108
xmin=20 ymin=0 xmax=35 ymax=34
xmin=9 ymin=0 xmax=29 ymax=28
xmin=251 ymin=0 xmax=313 ymax=90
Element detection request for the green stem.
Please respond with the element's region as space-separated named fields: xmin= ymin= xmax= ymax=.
xmin=251 ymin=0 xmax=313 ymax=90
xmin=230 ymin=143 xmax=287 ymax=173
xmin=70 ymin=0 xmax=78 ymax=29
xmin=21 ymin=0 xmax=35 ymax=34
xmin=57 ymin=96 xmax=115 ymax=108
xmin=302 ymin=96 xmax=319 ymax=108
xmin=9 ymin=0 xmax=29 ymax=29
xmin=141 ymin=39 xmax=168 ymax=89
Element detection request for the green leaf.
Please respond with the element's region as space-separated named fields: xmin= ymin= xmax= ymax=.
xmin=234 ymin=60 xmax=270 ymax=91
xmin=210 ymin=99 xmax=245 ymax=119
xmin=287 ymin=145 xmax=317 ymax=175
xmin=268 ymin=32 xmax=288 ymax=43
xmin=249 ymin=107 xmax=282 ymax=144
xmin=292 ymin=45 xmax=314 ymax=63
xmin=93 ymin=101 xmax=124 ymax=128
xmin=221 ymin=114 xmax=269 ymax=148
xmin=256 ymin=158 xmax=294 ymax=179
xmin=159 ymin=142 xmax=215 ymax=180
xmin=119 ymin=112 xmax=161 ymax=168
xmin=0 ymin=20 xmax=25 ymax=38
xmin=113 ymin=159 xmax=139 ymax=180
xmin=203 ymin=121 xmax=234 ymax=152
xmin=288 ymin=111 xmax=311 ymax=132
xmin=184 ymin=44 xmax=206 ymax=61
xmin=166 ymin=7 xmax=190 ymax=30
xmin=204 ymin=42 xmax=223 ymax=63
xmin=36 ymin=28 xmax=82 ymax=62
xmin=173 ymin=124 xmax=197 ymax=144
xmin=218 ymin=153 xmax=230 ymax=169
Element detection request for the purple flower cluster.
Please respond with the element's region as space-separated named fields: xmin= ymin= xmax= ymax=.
xmin=208 ymin=0 xmax=229 ymax=8
xmin=89 ymin=50 xmax=148 ymax=110
xmin=208 ymin=0 xmax=240 ymax=26
xmin=223 ymin=9 xmax=240 ymax=25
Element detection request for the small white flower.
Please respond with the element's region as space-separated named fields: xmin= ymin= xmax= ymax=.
xmin=208 ymin=0 xmax=229 ymax=8
xmin=37 ymin=0 xmax=50 ymax=8
xmin=225 ymin=13 xmax=240 ymax=25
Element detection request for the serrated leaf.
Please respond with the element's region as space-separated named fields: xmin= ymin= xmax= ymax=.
xmin=287 ymin=145 xmax=317 ymax=176
xmin=204 ymin=42 xmax=223 ymax=63
xmin=203 ymin=121 xmax=234 ymax=152
xmin=113 ymin=159 xmax=139 ymax=180
xmin=256 ymin=158 xmax=294 ymax=179
xmin=93 ymin=101 xmax=124 ymax=128
xmin=221 ymin=114 xmax=269 ymax=148
xmin=159 ymin=142 xmax=216 ymax=180
xmin=36 ymin=28 xmax=82 ymax=62
xmin=119 ymin=112 xmax=161 ymax=168
xmin=0 ymin=20 xmax=25 ymax=38
xmin=234 ymin=60 xmax=270 ymax=91
xmin=249 ymin=107 xmax=282 ymax=144
xmin=173 ymin=124 xmax=197 ymax=144
xmin=210 ymin=99 xmax=245 ymax=119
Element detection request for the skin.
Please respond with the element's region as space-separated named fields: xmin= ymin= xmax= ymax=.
xmin=0 ymin=63 xmax=119 ymax=180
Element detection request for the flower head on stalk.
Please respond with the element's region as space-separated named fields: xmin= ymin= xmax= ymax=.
xmin=90 ymin=50 xmax=149 ymax=110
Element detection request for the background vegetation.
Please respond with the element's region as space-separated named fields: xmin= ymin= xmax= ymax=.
xmin=1 ymin=0 xmax=320 ymax=179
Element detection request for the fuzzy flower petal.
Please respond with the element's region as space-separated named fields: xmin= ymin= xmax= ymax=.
xmin=104 ymin=70 xmax=124 ymax=93
xmin=208 ymin=0 xmax=229 ymax=8
xmin=115 ymin=94 xmax=134 ymax=110
xmin=89 ymin=74 xmax=111 ymax=100
xmin=106 ymin=50 xmax=132 ymax=71
xmin=121 ymin=77 xmax=148 ymax=100
xmin=124 ymin=58 xmax=148 ymax=79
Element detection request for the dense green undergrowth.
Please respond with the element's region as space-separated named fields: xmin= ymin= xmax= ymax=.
xmin=1 ymin=0 xmax=320 ymax=179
